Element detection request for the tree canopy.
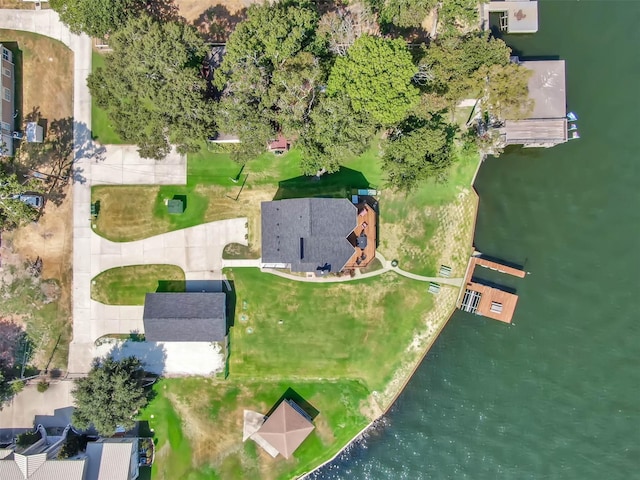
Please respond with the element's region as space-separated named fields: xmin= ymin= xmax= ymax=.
xmin=479 ymin=63 xmax=533 ymax=120
xmin=214 ymin=0 xmax=321 ymax=159
xmin=88 ymin=16 xmax=215 ymax=159
xmin=420 ymin=33 xmax=511 ymax=104
xmin=71 ymin=356 xmax=148 ymax=436
xmin=0 ymin=171 xmax=43 ymax=228
xmin=327 ymin=35 xmax=419 ymax=125
xmin=218 ymin=0 xmax=318 ymax=72
xmin=299 ymin=94 xmax=377 ymax=175
xmin=50 ymin=0 xmax=178 ymax=37
xmin=382 ymin=116 xmax=456 ymax=191
xmin=378 ymin=0 xmax=438 ymax=28
xmin=51 ymin=0 xmax=142 ymax=37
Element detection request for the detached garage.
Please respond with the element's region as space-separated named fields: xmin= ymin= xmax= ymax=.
xmin=143 ymin=292 xmax=227 ymax=342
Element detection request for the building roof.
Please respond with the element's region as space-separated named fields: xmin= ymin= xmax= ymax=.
xmin=486 ymin=1 xmax=538 ymax=33
xmin=143 ymin=292 xmax=226 ymax=342
xmin=521 ymin=60 xmax=566 ymax=119
xmin=256 ymin=401 xmax=315 ymax=459
xmin=503 ymin=118 xmax=567 ymax=145
xmin=261 ymin=198 xmax=358 ymax=272
xmin=85 ymin=439 xmax=136 ymax=480
xmin=0 ymin=452 xmax=87 ymax=480
xmin=267 ymin=135 xmax=290 ymax=151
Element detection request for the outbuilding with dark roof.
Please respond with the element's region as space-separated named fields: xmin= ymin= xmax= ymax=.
xmin=142 ymin=292 xmax=226 ymax=342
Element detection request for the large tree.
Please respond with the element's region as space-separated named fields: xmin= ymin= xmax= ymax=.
xmin=327 ymin=35 xmax=419 ymax=125
xmin=218 ymin=0 xmax=318 ymax=73
xmin=478 ymin=63 xmax=533 ymax=120
xmin=382 ymin=116 xmax=456 ymax=191
xmin=214 ymin=0 xmax=320 ymax=156
xmin=299 ymin=94 xmax=377 ymax=175
xmin=378 ymin=0 xmax=438 ymax=28
xmin=71 ymin=356 xmax=148 ymax=436
xmin=439 ymin=0 xmax=484 ymax=32
xmin=0 ymin=171 xmax=43 ymax=228
xmin=50 ymin=0 xmax=178 ymax=37
xmin=420 ymin=33 xmax=511 ymax=104
xmin=88 ymin=16 xmax=215 ymax=159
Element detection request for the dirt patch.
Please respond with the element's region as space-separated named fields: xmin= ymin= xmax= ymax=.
xmin=0 ymin=184 xmax=73 ymax=369
xmin=0 ymin=0 xmax=33 ymax=9
xmin=176 ymin=0 xmax=260 ymax=41
xmin=10 ymin=186 xmax=73 ymax=282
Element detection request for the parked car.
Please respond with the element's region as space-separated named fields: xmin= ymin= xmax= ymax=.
xmin=12 ymin=194 xmax=44 ymax=209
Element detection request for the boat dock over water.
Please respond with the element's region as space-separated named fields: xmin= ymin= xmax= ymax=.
xmin=457 ymin=254 xmax=526 ymax=323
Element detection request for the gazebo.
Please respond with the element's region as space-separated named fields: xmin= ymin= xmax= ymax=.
xmin=252 ymin=400 xmax=315 ymax=459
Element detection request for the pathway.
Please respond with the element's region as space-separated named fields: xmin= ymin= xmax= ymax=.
xmin=222 ymin=253 xmax=463 ymax=287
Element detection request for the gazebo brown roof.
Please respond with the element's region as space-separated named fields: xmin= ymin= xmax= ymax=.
xmin=255 ymin=400 xmax=315 ymax=459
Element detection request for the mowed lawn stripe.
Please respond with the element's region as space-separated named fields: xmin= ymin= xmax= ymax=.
xmin=227 ymin=268 xmax=433 ymax=392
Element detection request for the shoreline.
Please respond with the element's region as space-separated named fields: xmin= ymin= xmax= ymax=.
xmin=299 ymin=154 xmax=484 ymax=478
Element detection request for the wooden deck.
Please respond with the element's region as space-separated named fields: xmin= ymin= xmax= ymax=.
xmin=474 ymin=257 xmax=526 ymax=278
xmin=463 ymin=282 xmax=519 ymax=323
xmin=344 ymin=203 xmax=376 ymax=269
xmin=457 ymin=256 xmax=524 ymax=324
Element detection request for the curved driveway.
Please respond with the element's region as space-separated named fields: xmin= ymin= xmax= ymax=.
xmin=0 ymin=11 xmax=249 ymax=372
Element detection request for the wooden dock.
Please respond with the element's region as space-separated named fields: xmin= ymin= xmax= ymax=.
xmin=457 ymin=255 xmax=525 ymax=324
xmin=474 ymin=257 xmax=526 ymax=278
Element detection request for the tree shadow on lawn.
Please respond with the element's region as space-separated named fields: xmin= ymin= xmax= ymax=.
xmin=264 ymin=387 xmax=320 ymax=421
xmin=274 ymin=167 xmax=372 ymax=200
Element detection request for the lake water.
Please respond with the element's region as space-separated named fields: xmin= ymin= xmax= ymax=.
xmin=311 ymin=1 xmax=640 ymax=478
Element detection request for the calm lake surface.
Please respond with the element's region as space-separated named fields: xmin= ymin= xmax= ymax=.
xmin=311 ymin=1 xmax=640 ymax=478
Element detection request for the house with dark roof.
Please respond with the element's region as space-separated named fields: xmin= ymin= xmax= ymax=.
xmin=261 ymin=198 xmax=377 ymax=273
xmin=142 ymin=292 xmax=226 ymax=342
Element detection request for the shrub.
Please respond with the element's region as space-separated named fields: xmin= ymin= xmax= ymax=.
xmin=37 ymin=381 xmax=50 ymax=393
xmin=11 ymin=380 xmax=25 ymax=394
xmin=16 ymin=430 xmax=41 ymax=448
xmin=58 ymin=430 xmax=88 ymax=459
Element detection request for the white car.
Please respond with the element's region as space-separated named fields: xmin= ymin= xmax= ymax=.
xmin=12 ymin=194 xmax=44 ymax=209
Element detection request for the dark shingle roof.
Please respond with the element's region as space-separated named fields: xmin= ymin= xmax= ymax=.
xmin=261 ymin=198 xmax=357 ymax=272
xmin=143 ymin=293 xmax=226 ymax=342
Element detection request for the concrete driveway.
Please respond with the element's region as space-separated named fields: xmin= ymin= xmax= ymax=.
xmin=0 ymin=382 xmax=75 ymax=442
xmin=67 ymin=217 xmax=248 ymax=372
xmin=91 ymin=145 xmax=186 ymax=185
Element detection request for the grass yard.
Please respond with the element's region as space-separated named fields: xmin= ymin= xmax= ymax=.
xmin=91 ymin=143 xmax=381 ymax=245
xmin=0 ymin=29 xmax=73 ymax=129
xmin=91 ymin=51 xmax=124 ymax=144
xmin=378 ymin=146 xmax=480 ymax=276
xmin=227 ymin=268 xmax=433 ymax=392
xmin=139 ymin=378 xmax=369 ymax=480
xmin=91 ymin=265 xmax=185 ymax=305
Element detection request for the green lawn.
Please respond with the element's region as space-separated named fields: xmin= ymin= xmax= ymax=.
xmin=227 ymin=268 xmax=433 ymax=392
xmin=139 ymin=378 xmax=369 ymax=480
xmin=92 ymin=142 xmax=382 ymax=243
xmin=91 ymin=52 xmax=124 ymax=144
xmin=378 ymin=146 xmax=480 ymax=276
xmin=91 ymin=265 xmax=185 ymax=305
